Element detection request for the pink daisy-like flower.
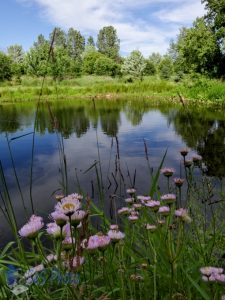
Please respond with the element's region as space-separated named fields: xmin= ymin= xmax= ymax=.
xmin=62 ymin=237 xmax=76 ymax=250
xmin=175 ymin=208 xmax=192 ymax=223
xmin=19 ymin=215 xmax=44 ymax=239
xmin=46 ymin=222 xmax=67 ymax=239
xmin=161 ymin=168 xmax=175 ymax=177
xmin=118 ymin=207 xmax=130 ymax=215
xmin=174 ymin=178 xmax=185 ymax=187
xmin=132 ymin=203 xmax=142 ymax=210
xmin=184 ymin=159 xmax=192 ymax=168
xmin=161 ymin=194 xmax=176 ymax=204
xmin=51 ymin=211 xmax=68 ymax=227
xmin=70 ymin=210 xmax=86 ymax=226
xmin=128 ymin=211 xmax=139 ymax=223
xmin=192 ymin=155 xmax=202 ymax=163
xmin=125 ymin=198 xmax=135 ymax=204
xmin=145 ymin=200 xmax=160 ymax=211
xmin=137 ymin=195 xmax=151 ymax=204
xmin=55 ymin=194 xmax=81 ymax=217
xmin=221 ymin=296 xmax=225 ymax=300
xmin=107 ymin=225 xmax=125 ymax=242
xmin=83 ymin=234 xmax=110 ymax=251
xmin=158 ymin=206 xmax=170 ymax=216
xmin=200 ymin=267 xmax=224 ymax=276
xmin=126 ymin=188 xmax=136 ymax=196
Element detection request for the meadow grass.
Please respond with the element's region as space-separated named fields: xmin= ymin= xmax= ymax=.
xmin=0 ymin=75 xmax=225 ymax=105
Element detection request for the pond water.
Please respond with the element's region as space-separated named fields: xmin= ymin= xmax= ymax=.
xmin=0 ymin=99 xmax=225 ymax=245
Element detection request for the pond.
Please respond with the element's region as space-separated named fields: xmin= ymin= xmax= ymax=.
xmin=0 ymin=99 xmax=225 ymax=245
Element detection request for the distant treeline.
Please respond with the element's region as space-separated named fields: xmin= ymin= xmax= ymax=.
xmin=0 ymin=0 xmax=224 ymax=82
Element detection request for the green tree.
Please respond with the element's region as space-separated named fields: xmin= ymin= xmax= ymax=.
xmin=7 ymin=45 xmax=25 ymax=77
xmin=67 ymin=28 xmax=85 ymax=59
xmin=50 ymin=47 xmax=71 ymax=80
xmin=50 ymin=27 xmax=67 ymax=48
xmin=171 ymin=18 xmax=221 ymax=75
xmin=97 ymin=26 xmax=120 ymax=60
xmin=87 ymin=36 xmax=95 ymax=47
xmin=159 ymin=56 xmax=173 ymax=80
xmin=25 ymin=35 xmax=50 ymax=76
xmin=82 ymin=50 xmax=102 ymax=74
xmin=144 ymin=59 xmax=156 ymax=76
xmin=148 ymin=52 xmax=162 ymax=72
xmin=94 ymin=56 xmax=119 ymax=76
xmin=0 ymin=51 xmax=12 ymax=81
xmin=121 ymin=50 xmax=146 ymax=80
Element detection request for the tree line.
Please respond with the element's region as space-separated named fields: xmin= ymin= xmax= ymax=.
xmin=0 ymin=0 xmax=224 ymax=82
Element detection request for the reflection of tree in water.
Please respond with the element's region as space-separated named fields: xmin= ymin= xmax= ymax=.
xmin=36 ymin=103 xmax=90 ymax=138
xmin=0 ymin=104 xmax=34 ymax=133
xmin=99 ymin=107 xmax=120 ymax=137
xmin=171 ymin=109 xmax=225 ymax=177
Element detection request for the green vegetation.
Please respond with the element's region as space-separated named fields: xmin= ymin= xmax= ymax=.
xmin=0 ymin=75 xmax=225 ymax=104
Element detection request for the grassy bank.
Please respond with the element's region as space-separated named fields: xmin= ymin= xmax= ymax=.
xmin=0 ymin=75 xmax=225 ymax=106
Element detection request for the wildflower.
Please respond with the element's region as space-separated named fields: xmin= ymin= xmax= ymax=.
xmin=161 ymin=194 xmax=176 ymax=205
xmin=125 ymin=198 xmax=135 ymax=204
xmin=118 ymin=207 xmax=130 ymax=215
xmin=128 ymin=211 xmax=139 ymax=223
xmin=175 ymin=208 xmax=192 ymax=223
xmin=70 ymin=210 xmax=86 ymax=227
xmin=65 ymin=256 xmax=85 ymax=271
xmin=145 ymin=200 xmax=160 ymax=211
xmin=174 ymin=178 xmax=185 ymax=187
xmin=158 ymin=206 xmax=170 ymax=216
xmin=62 ymin=237 xmax=76 ymax=250
xmin=132 ymin=203 xmax=142 ymax=210
xmin=161 ymin=168 xmax=175 ymax=177
xmin=107 ymin=225 xmax=125 ymax=242
xmin=137 ymin=195 xmax=151 ymax=204
xmin=126 ymin=188 xmax=136 ymax=196
xmin=141 ymin=263 xmax=148 ymax=269
xmin=221 ymin=296 xmax=225 ymax=300
xmin=145 ymin=224 xmax=157 ymax=232
xmin=200 ymin=267 xmax=224 ymax=282
xmin=46 ymin=222 xmax=67 ymax=239
xmin=51 ymin=211 xmax=68 ymax=227
xmin=55 ymin=194 xmax=81 ymax=217
xmin=83 ymin=234 xmax=110 ymax=251
xmin=200 ymin=267 xmax=224 ymax=276
xmin=192 ymin=155 xmax=202 ymax=163
xmin=46 ymin=254 xmax=55 ymax=263
xmin=184 ymin=160 xmax=192 ymax=168
xmin=180 ymin=148 xmax=189 ymax=157
xmin=19 ymin=215 xmax=44 ymax=239
xmin=158 ymin=219 xmax=166 ymax=225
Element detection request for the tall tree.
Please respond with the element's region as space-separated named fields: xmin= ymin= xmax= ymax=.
xmin=121 ymin=50 xmax=146 ymax=80
xmin=87 ymin=36 xmax=95 ymax=47
xmin=170 ymin=18 xmax=221 ymax=75
xmin=0 ymin=51 xmax=12 ymax=81
xmin=49 ymin=27 xmax=67 ymax=48
xmin=7 ymin=45 xmax=25 ymax=77
xmin=67 ymin=28 xmax=85 ymax=59
xmin=97 ymin=26 xmax=120 ymax=60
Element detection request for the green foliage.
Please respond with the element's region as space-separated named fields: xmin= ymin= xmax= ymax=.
xmin=50 ymin=27 xmax=67 ymax=48
xmin=144 ymin=59 xmax=156 ymax=76
xmin=67 ymin=28 xmax=85 ymax=59
xmin=171 ymin=18 xmax=221 ymax=75
xmin=97 ymin=26 xmax=120 ymax=60
xmin=82 ymin=50 xmax=103 ymax=74
xmin=158 ymin=56 xmax=174 ymax=80
xmin=87 ymin=36 xmax=95 ymax=47
xmin=94 ymin=56 xmax=120 ymax=76
xmin=7 ymin=45 xmax=25 ymax=78
xmin=50 ymin=48 xmax=71 ymax=80
xmin=148 ymin=52 xmax=162 ymax=73
xmin=0 ymin=52 xmax=12 ymax=81
xmin=122 ymin=50 xmax=146 ymax=80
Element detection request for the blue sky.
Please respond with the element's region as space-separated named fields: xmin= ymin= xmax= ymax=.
xmin=0 ymin=0 xmax=205 ymax=56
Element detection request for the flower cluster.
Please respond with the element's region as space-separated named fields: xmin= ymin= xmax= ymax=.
xmin=200 ymin=267 xmax=225 ymax=283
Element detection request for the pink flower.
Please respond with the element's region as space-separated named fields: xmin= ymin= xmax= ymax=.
xmin=118 ymin=207 xmax=130 ymax=215
xmin=137 ymin=195 xmax=151 ymax=204
xmin=175 ymin=208 xmax=192 ymax=223
xmin=128 ymin=211 xmax=139 ymax=222
xmin=70 ymin=210 xmax=86 ymax=226
xmin=62 ymin=237 xmax=76 ymax=250
xmin=161 ymin=194 xmax=176 ymax=204
xmin=46 ymin=222 xmax=67 ymax=239
xmin=83 ymin=234 xmax=110 ymax=251
xmin=132 ymin=203 xmax=142 ymax=210
xmin=184 ymin=159 xmax=192 ymax=168
xmin=50 ymin=211 xmax=68 ymax=226
xmin=161 ymin=168 xmax=175 ymax=177
xmin=180 ymin=148 xmax=189 ymax=157
xmin=125 ymin=198 xmax=135 ymax=204
xmin=192 ymin=155 xmax=202 ymax=163
xmin=19 ymin=215 xmax=44 ymax=239
xmin=200 ymin=267 xmax=224 ymax=276
xmin=174 ymin=178 xmax=185 ymax=187
xmin=107 ymin=225 xmax=125 ymax=242
xmin=55 ymin=194 xmax=81 ymax=216
xmin=158 ymin=206 xmax=170 ymax=216
xmin=65 ymin=256 xmax=85 ymax=270
xmin=145 ymin=200 xmax=160 ymax=211
xmin=126 ymin=188 xmax=136 ymax=195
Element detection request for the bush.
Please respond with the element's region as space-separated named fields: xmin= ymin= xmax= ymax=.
xmin=94 ymin=56 xmax=120 ymax=76
xmin=82 ymin=51 xmax=103 ymax=74
xmin=144 ymin=59 xmax=156 ymax=76
xmin=0 ymin=52 xmax=12 ymax=81
xmin=159 ymin=56 xmax=174 ymax=80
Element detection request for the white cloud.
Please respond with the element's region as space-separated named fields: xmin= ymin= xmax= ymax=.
xmin=18 ymin=0 xmax=205 ymax=55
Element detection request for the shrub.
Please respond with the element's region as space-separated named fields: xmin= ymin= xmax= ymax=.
xmin=94 ymin=56 xmax=119 ymax=76
xmin=0 ymin=52 xmax=12 ymax=81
